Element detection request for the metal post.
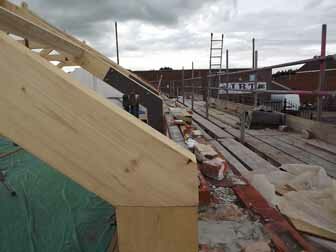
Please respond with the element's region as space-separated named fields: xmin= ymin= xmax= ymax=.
xmin=240 ymin=111 xmax=246 ymax=144
xmin=317 ymin=24 xmax=327 ymax=121
xmin=168 ymin=81 xmax=171 ymax=97
xmin=173 ymin=80 xmax=175 ymax=98
xmin=192 ymin=79 xmax=194 ymax=111
xmin=182 ymin=67 xmax=185 ymax=104
xmin=218 ymin=34 xmax=224 ymax=100
xmin=209 ymin=33 xmax=213 ymax=72
xmin=207 ymin=33 xmax=213 ymax=118
xmin=157 ymin=74 xmax=163 ymax=94
xmin=252 ymin=38 xmax=255 ymax=69
xmin=226 ymin=49 xmax=229 ymax=106
xmin=254 ymin=50 xmax=258 ymax=106
xmin=192 ymin=62 xmax=194 ymax=78
xmin=206 ymin=78 xmax=209 ymax=118
xmin=115 ymin=22 xmax=120 ymax=65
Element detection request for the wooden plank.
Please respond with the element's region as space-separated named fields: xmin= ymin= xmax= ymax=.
xmin=286 ymin=114 xmax=336 ymax=145
xmin=290 ymin=218 xmax=336 ymax=242
xmin=302 ymin=139 xmax=336 ymax=155
xmin=166 ymin=120 xmax=187 ymax=149
xmin=219 ymin=138 xmax=278 ymax=172
xmin=0 ymin=7 xmax=84 ymax=56
xmin=214 ymin=126 xmax=302 ymax=166
xmin=276 ymin=135 xmax=336 ymax=165
xmin=205 ymin=108 xmax=239 ymax=128
xmin=244 ymin=136 xmax=303 ymax=166
xmin=209 ymin=140 xmax=250 ymax=176
xmin=210 ymin=108 xmax=240 ymax=123
xmin=189 ymin=103 xmax=300 ymax=167
xmin=196 ymin=106 xmax=333 ymax=170
xmin=0 ymin=33 xmax=198 ymax=207
xmin=116 ymin=207 xmax=198 ymax=252
xmin=258 ymin=136 xmax=336 ymax=178
xmin=247 ymin=129 xmax=286 ymax=137
xmin=186 ymin=101 xmax=234 ymax=129
xmin=191 ymin=112 xmax=233 ymax=139
xmin=192 ymin=121 xmax=213 ymax=140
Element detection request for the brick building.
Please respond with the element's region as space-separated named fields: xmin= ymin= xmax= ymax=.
xmin=133 ymin=68 xmax=273 ymax=104
xmin=273 ymin=57 xmax=336 ymax=109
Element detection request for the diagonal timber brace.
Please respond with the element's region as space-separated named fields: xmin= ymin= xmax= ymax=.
xmin=0 ymin=2 xmax=164 ymax=132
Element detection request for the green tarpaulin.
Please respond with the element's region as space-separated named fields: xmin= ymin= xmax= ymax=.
xmin=0 ymin=138 xmax=115 ymax=252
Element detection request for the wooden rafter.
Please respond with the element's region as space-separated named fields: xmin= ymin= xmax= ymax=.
xmin=0 ymin=30 xmax=198 ymax=252
xmin=0 ymin=2 xmax=199 ymax=251
xmin=0 ymin=1 xmax=164 ymax=131
xmin=0 ymin=7 xmax=83 ymax=56
xmin=0 ymin=32 xmax=198 ymax=207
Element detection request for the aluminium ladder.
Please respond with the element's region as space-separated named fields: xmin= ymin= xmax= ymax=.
xmin=206 ymin=33 xmax=224 ymax=117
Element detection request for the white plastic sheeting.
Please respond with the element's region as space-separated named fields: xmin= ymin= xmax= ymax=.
xmin=249 ymin=164 xmax=336 ymax=241
xmin=70 ymin=68 xmax=122 ymax=101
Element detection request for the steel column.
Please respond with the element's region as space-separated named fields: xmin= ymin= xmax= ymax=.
xmin=115 ymin=22 xmax=120 ymax=65
xmin=317 ymin=24 xmax=327 ymax=121
xmin=254 ymin=50 xmax=258 ymax=106
xmin=104 ymin=69 xmax=164 ymax=132
xmin=182 ymin=67 xmax=185 ymax=104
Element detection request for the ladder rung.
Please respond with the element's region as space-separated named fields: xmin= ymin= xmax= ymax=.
xmin=211 ymin=56 xmax=222 ymax=58
xmin=212 ymin=40 xmax=223 ymax=42
xmin=211 ymin=63 xmax=221 ymax=66
xmin=211 ymin=48 xmax=222 ymax=50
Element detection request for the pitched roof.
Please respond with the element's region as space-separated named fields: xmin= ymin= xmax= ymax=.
xmin=298 ymin=57 xmax=336 ymax=72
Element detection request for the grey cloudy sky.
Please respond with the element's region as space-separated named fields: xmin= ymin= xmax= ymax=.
xmin=14 ymin=0 xmax=336 ymax=70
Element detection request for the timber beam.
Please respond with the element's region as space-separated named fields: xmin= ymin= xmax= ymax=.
xmin=16 ymin=38 xmax=46 ymax=49
xmin=43 ymin=54 xmax=75 ymax=63
xmin=0 ymin=7 xmax=83 ymax=56
xmin=0 ymin=2 xmax=164 ymax=132
xmin=39 ymin=48 xmax=53 ymax=56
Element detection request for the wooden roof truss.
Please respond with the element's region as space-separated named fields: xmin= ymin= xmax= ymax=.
xmin=0 ymin=1 xmax=198 ymax=252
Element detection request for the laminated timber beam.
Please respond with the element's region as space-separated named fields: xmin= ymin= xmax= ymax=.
xmin=0 ymin=2 xmax=164 ymax=132
xmin=0 ymin=33 xmax=198 ymax=252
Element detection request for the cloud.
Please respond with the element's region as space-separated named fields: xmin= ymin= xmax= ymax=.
xmin=304 ymin=0 xmax=324 ymax=10
xmin=22 ymin=0 xmax=219 ymax=31
xmin=11 ymin=0 xmax=336 ymax=70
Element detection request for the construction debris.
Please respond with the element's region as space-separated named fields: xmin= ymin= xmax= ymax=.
xmin=199 ymin=204 xmax=245 ymax=221
xmin=241 ymin=240 xmax=271 ymax=252
xmin=169 ymin=107 xmax=192 ymax=124
xmin=200 ymin=157 xmax=228 ymax=181
xmin=278 ymin=125 xmax=289 ymax=132
xmin=198 ymin=220 xmax=269 ymax=252
xmin=301 ymin=129 xmax=314 ymax=139
xmin=249 ymin=164 xmax=336 ymax=241
xmin=213 ymin=187 xmax=237 ymax=205
xmin=195 ymin=143 xmax=218 ymax=162
xmin=192 ymin=129 xmax=203 ymax=138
